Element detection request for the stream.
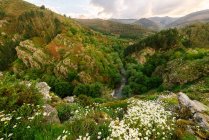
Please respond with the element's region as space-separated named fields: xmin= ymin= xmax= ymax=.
xmin=112 ymin=67 xmax=127 ymax=99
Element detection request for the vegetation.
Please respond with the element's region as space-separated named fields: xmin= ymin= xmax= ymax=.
xmin=0 ymin=0 xmax=209 ymax=139
xmin=77 ymin=19 xmax=153 ymax=39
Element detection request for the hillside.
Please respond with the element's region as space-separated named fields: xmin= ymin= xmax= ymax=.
xmin=0 ymin=0 xmax=209 ymax=140
xmin=133 ymin=18 xmax=160 ymax=31
xmin=0 ymin=0 xmax=128 ymax=97
xmin=110 ymin=18 xmax=137 ymax=24
xmin=148 ymin=16 xmax=178 ymax=27
xmin=167 ymin=9 xmax=209 ymax=27
xmin=76 ymin=18 xmax=153 ymax=39
xmin=125 ymin=23 xmax=209 ymax=96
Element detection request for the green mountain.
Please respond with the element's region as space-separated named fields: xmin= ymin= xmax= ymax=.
xmin=76 ymin=18 xmax=153 ymax=39
xmin=125 ymin=23 xmax=209 ymax=94
xmin=133 ymin=18 xmax=160 ymax=31
xmin=0 ymin=1 xmax=209 ymax=140
xmin=167 ymin=9 xmax=209 ymax=27
xmin=0 ymin=0 xmax=128 ymax=98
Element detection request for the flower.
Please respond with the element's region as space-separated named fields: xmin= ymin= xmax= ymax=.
xmin=8 ymin=133 xmax=13 ymax=137
xmin=27 ymin=126 xmax=31 ymax=129
xmin=107 ymin=99 xmax=175 ymax=139
xmin=16 ymin=117 xmax=21 ymax=120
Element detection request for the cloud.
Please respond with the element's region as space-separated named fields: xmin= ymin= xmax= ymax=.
xmin=90 ymin=0 xmax=209 ymax=18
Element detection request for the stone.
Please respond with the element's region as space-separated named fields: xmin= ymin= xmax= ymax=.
xmin=36 ymin=82 xmax=51 ymax=100
xmin=178 ymin=92 xmax=209 ymax=114
xmin=63 ymin=96 xmax=75 ymax=103
xmin=178 ymin=92 xmax=209 ymax=130
xmin=193 ymin=113 xmax=209 ymax=130
xmin=43 ymin=104 xmax=60 ymax=124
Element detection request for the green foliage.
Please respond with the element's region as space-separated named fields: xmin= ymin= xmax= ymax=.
xmin=77 ymin=19 xmax=152 ymax=39
xmin=0 ymin=39 xmax=18 ymax=71
xmin=73 ymin=83 xmax=103 ymax=98
xmin=125 ymin=28 xmax=181 ymax=55
xmin=54 ymin=81 xmax=74 ymax=98
xmin=16 ymin=10 xmax=61 ymax=42
xmin=124 ymin=57 xmax=163 ymax=96
xmin=77 ymin=94 xmax=94 ymax=106
xmin=0 ymin=74 xmax=43 ymax=111
xmin=0 ymin=8 xmax=5 ymax=19
xmin=56 ymin=103 xmax=82 ymax=122
xmin=40 ymin=5 xmax=45 ymax=9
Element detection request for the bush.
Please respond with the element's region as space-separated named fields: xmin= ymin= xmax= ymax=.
xmin=0 ymin=74 xmax=43 ymax=111
xmin=77 ymin=94 xmax=94 ymax=107
xmin=0 ymin=9 xmax=5 ymax=19
xmin=73 ymin=83 xmax=103 ymax=98
xmin=122 ymin=85 xmax=132 ymax=97
xmin=67 ymin=70 xmax=78 ymax=82
xmin=56 ymin=103 xmax=81 ymax=122
xmin=54 ymin=81 xmax=74 ymax=98
xmin=40 ymin=5 xmax=45 ymax=9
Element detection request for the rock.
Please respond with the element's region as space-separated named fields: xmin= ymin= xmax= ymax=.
xmin=16 ymin=40 xmax=51 ymax=69
xmin=43 ymin=104 xmax=60 ymax=124
xmin=63 ymin=96 xmax=74 ymax=103
xmin=193 ymin=113 xmax=209 ymax=130
xmin=178 ymin=92 xmax=209 ymax=114
xmin=36 ymin=82 xmax=51 ymax=100
xmin=178 ymin=92 xmax=209 ymax=130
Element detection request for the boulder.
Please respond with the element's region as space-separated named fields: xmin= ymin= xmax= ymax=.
xmin=178 ymin=92 xmax=209 ymax=114
xmin=36 ymin=82 xmax=51 ymax=100
xmin=178 ymin=92 xmax=209 ymax=130
xmin=63 ymin=96 xmax=75 ymax=103
xmin=193 ymin=113 xmax=209 ymax=130
xmin=43 ymin=104 xmax=60 ymax=124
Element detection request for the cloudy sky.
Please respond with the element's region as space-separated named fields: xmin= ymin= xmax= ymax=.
xmin=25 ymin=0 xmax=209 ymax=19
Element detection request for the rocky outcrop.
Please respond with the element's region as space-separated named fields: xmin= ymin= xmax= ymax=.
xmin=63 ymin=96 xmax=75 ymax=104
xmin=178 ymin=92 xmax=209 ymax=130
xmin=36 ymin=82 xmax=51 ymax=100
xmin=162 ymin=58 xmax=209 ymax=87
xmin=21 ymin=81 xmax=51 ymax=101
xmin=16 ymin=40 xmax=51 ymax=69
xmin=131 ymin=47 xmax=155 ymax=64
xmin=43 ymin=104 xmax=60 ymax=124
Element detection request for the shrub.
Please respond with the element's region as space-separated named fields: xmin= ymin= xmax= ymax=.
xmin=73 ymin=83 xmax=103 ymax=98
xmin=54 ymin=81 xmax=74 ymax=98
xmin=77 ymin=94 xmax=94 ymax=107
xmin=0 ymin=9 xmax=5 ymax=19
xmin=0 ymin=74 xmax=43 ymax=111
xmin=56 ymin=103 xmax=82 ymax=122
xmin=40 ymin=5 xmax=45 ymax=9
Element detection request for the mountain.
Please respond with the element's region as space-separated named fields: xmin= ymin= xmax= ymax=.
xmin=1 ymin=1 xmax=209 ymax=140
xmin=76 ymin=18 xmax=153 ymax=39
xmin=133 ymin=18 xmax=160 ymax=30
xmin=167 ymin=9 xmax=209 ymax=27
xmin=0 ymin=0 xmax=129 ymax=97
xmin=110 ymin=18 xmax=137 ymax=24
xmin=148 ymin=16 xmax=178 ymax=27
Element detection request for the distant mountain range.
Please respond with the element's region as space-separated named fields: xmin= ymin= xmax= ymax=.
xmin=167 ymin=9 xmax=209 ymax=27
xmin=76 ymin=18 xmax=153 ymax=39
xmin=79 ymin=9 xmax=209 ymax=31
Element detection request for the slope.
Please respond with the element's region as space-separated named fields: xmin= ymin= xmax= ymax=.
xmin=0 ymin=0 xmax=127 ymax=98
xmin=167 ymin=9 xmax=209 ymax=27
xmin=76 ymin=18 xmax=153 ymax=39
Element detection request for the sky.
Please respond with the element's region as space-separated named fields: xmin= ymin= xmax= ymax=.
xmin=25 ymin=0 xmax=209 ymax=19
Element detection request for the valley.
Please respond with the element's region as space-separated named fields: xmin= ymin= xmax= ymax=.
xmin=0 ymin=0 xmax=209 ymax=140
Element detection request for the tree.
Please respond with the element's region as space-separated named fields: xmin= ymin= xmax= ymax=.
xmin=54 ymin=82 xmax=74 ymax=98
xmin=40 ymin=5 xmax=45 ymax=9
